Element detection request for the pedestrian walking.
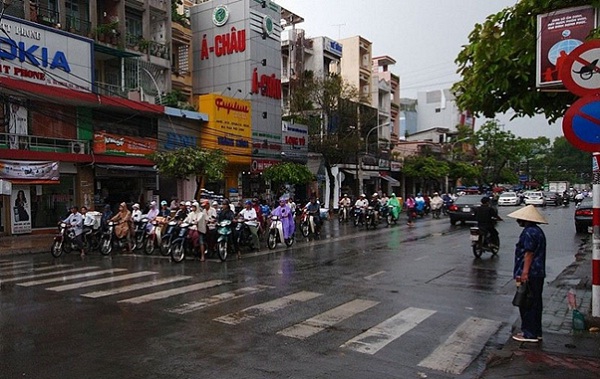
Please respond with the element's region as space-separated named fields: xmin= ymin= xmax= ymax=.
xmin=506 ymin=205 xmax=547 ymax=343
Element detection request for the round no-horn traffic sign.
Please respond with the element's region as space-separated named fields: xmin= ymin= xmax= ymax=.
xmin=560 ymin=39 xmax=600 ymax=97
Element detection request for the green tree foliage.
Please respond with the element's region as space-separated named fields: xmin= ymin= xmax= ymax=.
xmin=453 ymin=0 xmax=600 ymax=122
xmin=403 ymin=155 xmax=450 ymax=190
xmin=546 ymin=136 xmax=591 ymax=183
xmin=449 ymin=161 xmax=481 ymax=185
xmin=150 ymin=147 xmax=228 ymax=198
xmin=162 ymin=90 xmax=195 ymax=110
xmin=263 ymin=162 xmax=314 ymax=196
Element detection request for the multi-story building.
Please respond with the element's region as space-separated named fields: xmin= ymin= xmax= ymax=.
xmin=416 ymin=89 xmax=475 ymax=134
xmin=338 ymin=35 xmax=372 ymax=106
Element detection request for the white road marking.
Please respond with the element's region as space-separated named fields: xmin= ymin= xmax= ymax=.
xmin=81 ymin=276 xmax=193 ymax=298
xmin=340 ymin=307 xmax=437 ymax=355
xmin=215 ymin=291 xmax=322 ymax=325
xmin=0 ymin=266 xmax=100 ymax=285
xmin=414 ymin=255 xmax=430 ymax=261
xmin=46 ymin=271 xmax=158 ymax=292
xmin=17 ymin=269 xmax=128 ymax=287
xmin=364 ymin=271 xmax=386 ymax=280
xmin=418 ymin=317 xmax=502 ymax=375
xmin=0 ymin=264 xmax=72 ymax=277
xmin=278 ymin=299 xmax=379 ymax=340
xmin=118 ymin=280 xmax=230 ymax=304
xmin=167 ymin=285 xmax=273 ymax=315
xmin=0 ymin=261 xmax=43 ymax=269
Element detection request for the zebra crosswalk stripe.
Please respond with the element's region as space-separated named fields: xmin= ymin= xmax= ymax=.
xmin=0 ymin=266 xmax=100 ymax=285
xmin=278 ymin=299 xmax=379 ymax=340
xmin=81 ymin=276 xmax=193 ymax=299
xmin=0 ymin=261 xmax=43 ymax=269
xmin=167 ymin=285 xmax=274 ymax=315
xmin=215 ymin=291 xmax=322 ymax=325
xmin=0 ymin=264 xmax=72 ymax=278
xmin=340 ymin=307 xmax=436 ymax=355
xmin=418 ymin=317 xmax=502 ymax=375
xmin=46 ymin=271 xmax=158 ymax=292
xmin=17 ymin=269 xmax=128 ymax=287
xmin=118 ymin=280 xmax=230 ymax=305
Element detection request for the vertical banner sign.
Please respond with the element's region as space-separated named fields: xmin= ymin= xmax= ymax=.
xmin=11 ymin=186 xmax=31 ymax=234
xmin=8 ymin=103 xmax=28 ymax=149
xmin=536 ymin=6 xmax=597 ymax=88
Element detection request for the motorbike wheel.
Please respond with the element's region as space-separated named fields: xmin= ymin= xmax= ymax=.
xmin=51 ymin=240 xmax=63 ymax=258
xmin=171 ymin=241 xmax=185 ymax=263
xmin=62 ymin=241 xmax=73 ymax=254
xmin=472 ymin=243 xmax=483 ymax=258
xmin=144 ymin=236 xmax=155 ymax=255
xmin=301 ymin=222 xmax=310 ymax=237
xmin=135 ymin=235 xmax=144 ymax=250
xmin=217 ymin=240 xmax=228 ymax=262
xmin=285 ymin=235 xmax=294 ymax=247
xmin=365 ymin=218 xmax=371 ymax=230
xmin=159 ymin=239 xmax=171 ymax=256
xmin=100 ymin=238 xmax=112 ymax=256
xmin=489 ymin=235 xmax=500 ymax=256
xmin=386 ymin=215 xmax=392 ymax=226
xmin=354 ymin=216 xmax=360 ymax=227
xmin=267 ymin=229 xmax=277 ymax=250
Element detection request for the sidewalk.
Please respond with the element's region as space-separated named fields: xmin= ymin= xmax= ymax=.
xmin=480 ymin=237 xmax=600 ymax=378
xmin=0 ymin=233 xmax=53 ymax=256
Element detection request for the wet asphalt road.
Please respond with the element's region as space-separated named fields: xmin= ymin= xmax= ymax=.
xmin=0 ymin=205 xmax=583 ymax=379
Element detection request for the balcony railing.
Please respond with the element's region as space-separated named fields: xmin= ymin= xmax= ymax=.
xmin=95 ymin=82 xmax=130 ymax=98
xmin=149 ymin=41 xmax=170 ymax=60
xmin=0 ymin=133 xmax=89 ymax=154
xmin=66 ymin=15 xmax=92 ymax=36
xmin=36 ymin=6 xmax=59 ymax=27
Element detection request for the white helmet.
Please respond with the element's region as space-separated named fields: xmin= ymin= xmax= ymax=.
xmin=372 ymin=193 xmax=379 ymax=197
xmin=132 ymin=203 xmax=140 ymax=209
xmin=185 ymin=201 xmax=192 ymax=207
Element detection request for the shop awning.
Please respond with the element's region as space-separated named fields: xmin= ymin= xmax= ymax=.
xmin=0 ymin=77 xmax=164 ymax=115
xmin=379 ymin=174 xmax=400 ymax=186
xmin=95 ymin=164 xmax=157 ymax=172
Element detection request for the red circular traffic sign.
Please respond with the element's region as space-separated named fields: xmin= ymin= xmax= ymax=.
xmin=563 ymin=94 xmax=600 ymax=152
xmin=560 ymin=40 xmax=600 ymax=97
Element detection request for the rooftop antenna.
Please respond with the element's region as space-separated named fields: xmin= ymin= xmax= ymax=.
xmin=332 ymin=23 xmax=346 ymax=39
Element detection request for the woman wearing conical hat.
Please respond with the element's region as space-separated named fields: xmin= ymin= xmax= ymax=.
xmin=506 ymin=205 xmax=547 ymax=343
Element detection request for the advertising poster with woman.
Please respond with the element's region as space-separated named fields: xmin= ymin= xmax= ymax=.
xmin=11 ymin=186 xmax=31 ymax=234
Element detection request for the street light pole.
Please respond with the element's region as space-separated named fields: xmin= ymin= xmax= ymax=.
xmin=365 ymin=122 xmax=391 ymax=156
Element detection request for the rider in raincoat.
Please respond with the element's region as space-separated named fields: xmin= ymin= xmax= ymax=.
xmin=388 ymin=193 xmax=401 ymax=220
xmin=270 ymin=197 xmax=295 ymax=240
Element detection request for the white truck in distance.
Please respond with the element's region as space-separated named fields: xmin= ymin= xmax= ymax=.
xmin=548 ymin=181 xmax=569 ymax=194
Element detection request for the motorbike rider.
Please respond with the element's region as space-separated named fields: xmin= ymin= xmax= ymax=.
xmin=405 ymin=194 xmax=416 ymax=227
xmin=62 ymin=205 xmax=85 ymax=257
xmin=475 ymin=196 xmax=502 ymax=246
xmin=415 ymin=193 xmax=426 ymax=216
xmin=173 ymin=201 xmax=188 ymax=221
xmin=430 ymin=192 xmax=443 ymax=217
xmin=101 ymin=204 xmax=113 ymax=229
xmin=159 ymin=200 xmax=171 ymax=218
xmin=442 ymin=193 xmax=453 ymax=214
xmin=381 ymin=193 xmax=389 ymax=206
xmin=271 ymin=197 xmax=295 ymax=241
xmin=369 ymin=193 xmax=382 ymax=223
xmin=288 ymin=197 xmax=297 ymax=218
xmin=183 ymin=201 xmax=206 ymax=261
xmin=304 ymin=196 xmax=323 ymax=235
xmin=238 ymin=200 xmax=260 ymax=257
xmin=109 ymin=202 xmax=133 ymax=253
xmin=574 ymin=191 xmax=585 ymax=205
xmin=131 ymin=203 xmax=143 ymax=222
xmin=203 ymin=200 xmax=218 ymax=256
xmin=388 ymin=193 xmax=401 ymax=221
xmin=80 ymin=206 xmax=97 ymax=248
xmin=339 ymin=194 xmax=352 ymax=219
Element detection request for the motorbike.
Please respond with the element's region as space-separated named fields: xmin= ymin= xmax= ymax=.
xmin=235 ymin=218 xmax=259 ymax=252
xmin=470 ymin=226 xmax=500 ymax=258
xmin=159 ymin=220 xmax=179 ymax=256
xmin=300 ymin=210 xmax=319 ymax=237
xmin=364 ymin=206 xmax=378 ymax=230
xmin=384 ymin=205 xmax=399 ymax=225
xmin=132 ymin=217 xmax=149 ymax=251
xmin=143 ymin=219 xmax=163 ymax=255
xmin=352 ymin=206 xmax=364 ymax=227
xmin=51 ymin=222 xmax=79 ymax=258
xmin=82 ymin=226 xmax=102 ymax=252
xmin=338 ymin=206 xmax=350 ymax=223
xmin=267 ymin=215 xmax=295 ymax=250
xmin=215 ymin=219 xmax=233 ymax=261
xmin=100 ymin=221 xmax=130 ymax=256
xmin=430 ymin=205 xmax=442 ymax=219
xmin=170 ymin=222 xmax=194 ymax=263
xmin=561 ymin=195 xmax=570 ymax=207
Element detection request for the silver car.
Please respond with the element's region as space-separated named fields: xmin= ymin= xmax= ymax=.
xmin=523 ymin=191 xmax=546 ymax=206
xmin=498 ymin=192 xmax=519 ymax=206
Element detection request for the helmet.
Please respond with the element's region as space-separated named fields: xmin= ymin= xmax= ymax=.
xmin=433 ymin=192 xmax=439 ymax=196
xmin=360 ymin=194 xmax=366 ymax=197
xmin=417 ymin=193 xmax=422 ymax=197
xmin=179 ymin=201 xmax=186 ymax=206
xmin=391 ymin=193 xmax=396 ymax=197
xmin=212 ymin=201 xmax=219 ymax=206
xmin=160 ymin=200 xmax=167 ymax=206
xmin=245 ymin=200 xmax=253 ymax=205
xmin=132 ymin=203 xmax=140 ymax=209
xmin=372 ymin=193 xmax=379 ymax=197
xmin=192 ymin=201 xmax=200 ymax=208
xmin=150 ymin=201 xmax=156 ymax=207
xmin=185 ymin=201 xmax=192 ymax=207
xmin=481 ymin=196 xmax=490 ymax=204
xmin=343 ymin=194 xmax=348 ymax=197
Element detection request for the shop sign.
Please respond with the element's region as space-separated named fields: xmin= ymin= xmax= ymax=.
xmin=164 ymin=132 xmax=197 ymax=150
xmin=11 ymin=186 xmax=31 ymax=234
xmin=93 ymin=131 xmax=158 ymax=157
xmin=0 ymin=160 xmax=59 ymax=180
xmin=390 ymin=161 xmax=402 ymax=172
xmin=200 ymin=27 xmax=246 ymax=60
xmin=250 ymin=68 xmax=282 ymax=99
xmin=0 ymin=15 xmax=93 ymax=91
xmin=198 ymin=94 xmax=252 ymax=165
xmin=251 ymin=158 xmax=279 ymax=173
xmin=281 ymin=121 xmax=308 ymax=161
xmin=378 ymin=159 xmax=390 ymax=170
xmin=212 ymin=5 xmax=230 ymax=27
xmin=324 ymin=37 xmax=343 ymax=57
xmin=252 ymin=131 xmax=282 ymax=158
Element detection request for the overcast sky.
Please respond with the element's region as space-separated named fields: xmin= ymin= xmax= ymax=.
xmin=275 ymin=0 xmax=565 ymax=140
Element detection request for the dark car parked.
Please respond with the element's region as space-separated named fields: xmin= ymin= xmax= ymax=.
xmin=574 ymin=197 xmax=593 ymax=233
xmin=447 ymin=195 xmax=490 ymax=225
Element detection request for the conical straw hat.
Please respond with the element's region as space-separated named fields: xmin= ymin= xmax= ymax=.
xmin=506 ymin=205 xmax=548 ymax=224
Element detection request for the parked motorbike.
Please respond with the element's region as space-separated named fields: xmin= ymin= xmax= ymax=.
xmin=143 ymin=219 xmax=163 ymax=255
xmin=470 ymin=226 xmax=500 ymax=258
xmin=352 ymin=206 xmax=364 ymax=227
xmin=338 ymin=206 xmax=350 ymax=223
xmin=364 ymin=206 xmax=378 ymax=230
xmin=267 ymin=215 xmax=295 ymax=250
xmin=51 ymin=222 xmax=78 ymax=258
xmin=131 ymin=217 xmax=149 ymax=251
xmin=215 ymin=219 xmax=233 ymax=262
xmin=100 ymin=221 xmax=130 ymax=256
xmin=170 ymin=222 xmax=194 ymax=263
xmin=159 ymin=220 xmax=179 ymax=256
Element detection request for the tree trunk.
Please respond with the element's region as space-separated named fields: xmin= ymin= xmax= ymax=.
xmin=325 ymin=161 xmax=335 ymax=211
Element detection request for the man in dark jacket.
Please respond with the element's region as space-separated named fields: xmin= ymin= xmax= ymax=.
xmin=475 ymin=196 xmax=501 ymax=244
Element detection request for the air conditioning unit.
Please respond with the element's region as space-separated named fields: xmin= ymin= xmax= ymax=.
xmin=70 ymin=141 xmax=85 ymax=154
